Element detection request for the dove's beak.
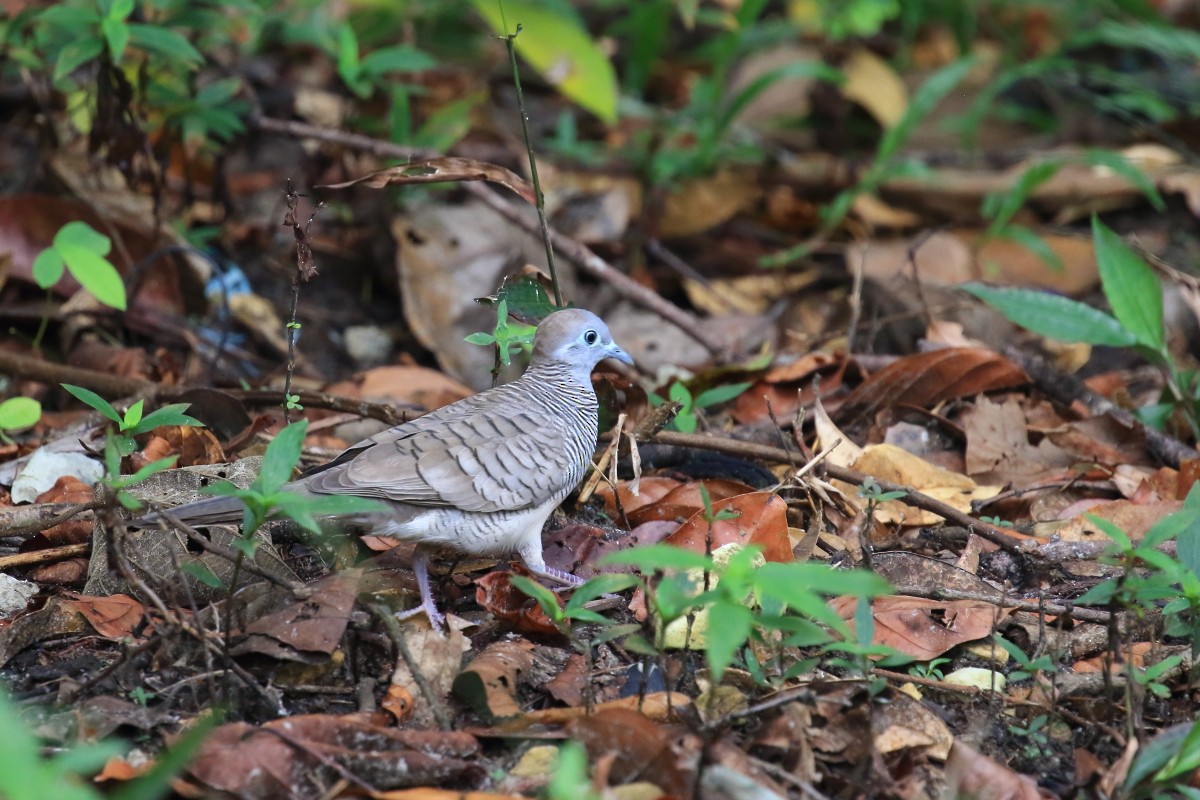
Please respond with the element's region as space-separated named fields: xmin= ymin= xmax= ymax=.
xmin=605 ymin=342 xmax=634 ymax=366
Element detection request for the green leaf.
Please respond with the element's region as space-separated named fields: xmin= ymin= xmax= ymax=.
xmin=54 ymin=221 xmax=111 ymax=254
xmin=300 ymin=495 xmax=389 ymax=517
xmin=257 ymin=420 xmax=307 ymax=492
xmin=359 ymin=44 xmax=436 ymax=77
xmin=671 ymin=411 xmax=697 ymax=434
xmin=991 ymin=225 xmax=1065 ymax=273
xmin=961 ymin=284 xmax=1137 ymax=347
xmin=877 ymin=57 xmax=975 ymax=164
xmin=667 ymin=381 xmax=692 ymax=406
xmin=194 ymin=77 xmax=242 ymax=106
xmin=0 ymin=397 xmax=41 ymax=431
xmin=705 ymin=600 xmax=752 ymax=682
xmin=464 ymin=332 xmax=496 ymax=345
xmin=133 ymin=404 xmax=203 ymax=434
xmin=57 ymin=242 xmax=126 ymax=310
xmin=600 ymin=544 xmax=714 ymax=572
xmin=983 ymin=160 xmax=1063 ymax=235
xmin=695 ymin=382 xmax=752 ymax=409
xmin=1086 ymin=514 xmax=1133 ymax=551
xmin=53 ymin=36 xmax=104 ymax=81
xmin=127 ymin=23 xmax=203 ymax=65
xmin=565 ymin=573 xmax=639 ymax=611
xmin=113 ymin=456 xmax=178 ymax=489
xmin=1083 ymin=150 xmax=1164 ymax=211
xmin=31 ymin=248 xmax=64 ymax=288
xmin=61 ymin=383 xmax=121 ymax=423
xmin=472 ymin=0 xmax=618 ymax=123
xmin=479 ymin=274 xmax=563 ymax=324
xmin=509 ymin=575 xmax=563 ymax=622
xmin=1156 ymin=719 xmax=1200 ymax=781
xmin=180 ymin=561 xmax=223 ymax=589
xmin=101 ymin=16 xmax=129 ymax=61
xmin=122 ymin=399 xmax=144 ymax=431
xmin=1092 ymin=217 xmax=1164 ymax=351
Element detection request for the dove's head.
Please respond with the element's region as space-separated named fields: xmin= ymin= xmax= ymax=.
xmin=532 ymin=308 xmax=633 ymax=370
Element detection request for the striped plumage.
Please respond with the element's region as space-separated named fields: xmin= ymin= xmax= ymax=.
xmin=142 ymin=309 xmax=632 ymax=628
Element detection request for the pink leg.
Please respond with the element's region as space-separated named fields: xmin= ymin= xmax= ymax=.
xmin=394 ymin=547 xmax=446 ymax=630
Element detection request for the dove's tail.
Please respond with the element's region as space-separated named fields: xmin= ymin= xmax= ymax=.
xmin=131 ymin=495 xmax=246 ymax=529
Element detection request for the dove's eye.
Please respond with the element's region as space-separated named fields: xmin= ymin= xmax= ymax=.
xmin=584 ymin=330 xmax=599 ymax=345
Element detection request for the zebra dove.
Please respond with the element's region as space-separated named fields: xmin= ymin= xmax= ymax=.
xmin=141 ymin=308 xmax=632 ymax=627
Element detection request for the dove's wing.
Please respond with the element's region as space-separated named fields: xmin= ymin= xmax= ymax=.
xmin=300 ymin=405 xmax=579 ymax=513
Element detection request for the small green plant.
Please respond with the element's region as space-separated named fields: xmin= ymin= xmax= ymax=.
xmin=763 ymin=57 xmax=975 ymax=267
xmin=1076 ymin=485 xmax=1200 ymax=653
xmin=908 ymin=655 xmax=952 ymax=681
xmin=648 ymin=380 xmax=751 ymax=434
xmin=965 ymin=217 xmax=1200 ymax=440
xmin=333 ymin=22 xmax=435 ymax=99
xmin=61 ymin=384 xmax=200 ymax=458
xmin=604 ymin=541 xmax=891 ymax=684
xmin=976 ymin=152 xmax=1163 ymax=274
xmin=622 ymin=0 xmax=838 ymax=189
xmin=465 ymin=300 xmax=537 ymax=369
xmin=61 ymin=383 xmax=202 ymax=510
xmin=0 ymin=687 xmax=212 ymax=800
xmin=546 ymin=741 xmax=600 ymax=800
xmin=127 ymin=685 xmax=155 ymax=706
xmin=33 ymin=222 xmax=127 ymax=312
xmin=1007 ymin=713 xmax=1052 ymax=761
xmin=33 ymin=0 xmax=202 ymax=85
xmin=1133 ymin=653 xmax=1182 ymax=700
xmin=0 ymin=397 xmax=42 ymax=444
xmin=1120 ymin=716 xmax=1200 ymax=796
xmin=993 ymin=634 xmax=1060 ymax=683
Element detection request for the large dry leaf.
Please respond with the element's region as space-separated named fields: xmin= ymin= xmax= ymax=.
xmin=452 ymin=641 xmax=536 ymax=723
xmin=838 ymin=348 xmax=1028 ymax=421
xmin=321 ymin=158 xmax=535 ymax=204
xmin=566 ymin=708 xmax=700 ymax=797
xmin=61 ymin=592 xmax=144 ymax=639
xmin=962 ymin=395 xmax=1074 ymax=483
xmin=661 ymin=492 xmax=793 ymax=564
xmin=185 ymin=714 xmax=481 ymax=798
xmin=848 ymin=444 xmax=1001 ymax=525
xmin=830 ymin=595 xmax=1009 ymax=661
xmin=840 ymin=47 xmax=906 ymax=128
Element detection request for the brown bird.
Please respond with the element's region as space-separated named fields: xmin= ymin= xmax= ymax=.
xmin=140 ymin=308 xmax=633 ymax=627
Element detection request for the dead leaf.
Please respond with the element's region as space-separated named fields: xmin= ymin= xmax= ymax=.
xmin=831 ymin=594 xmax=1010 ymax=661
xmin=452 ymin=640 xmax=536 ymax=721
xmin=841 ymin=48 xmax=907 ymax=128
xmin=566 ymin=708 xmax=699 ymax=797
xmin=945 ymin=741 xmax=1044 ymax=800
xmin=962 ymin=395 xmax=1074 ymax=483
xmin=838 ymin=349 xmax=1028 ymax=422
xmin=848 ymin=445 xmax=1001 ymax=525
xmin=321 ymin=158 xmax=536 ymax=205
xmin=186 ymin=713 xmax=482 ymax=798
xmin=61 ymin=592 xmax=144 ymax=639
xmin=660 ymin=170 xmax=761 ymax=238
xmin=474 ymin=569 xmax=561 ymax=637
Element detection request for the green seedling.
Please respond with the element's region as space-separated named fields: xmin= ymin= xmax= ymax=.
xmin=648 ymin=380 xmax=751 ymax=434
xmin=0 ymin=397 xmax=42 ymax=444
xmin=33 ymin=222 xmax=127 ymax=312
xmin=965 ymin=217 xmax=1200 ymax=439
xmin=61 ymin=383 xmax=200 ymax=458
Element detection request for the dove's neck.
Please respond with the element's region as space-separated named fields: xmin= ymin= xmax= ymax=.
xmin=522 ymin=357 xmax=600 ymax=427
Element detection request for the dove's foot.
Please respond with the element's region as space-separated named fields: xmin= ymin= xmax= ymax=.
xmin=395 ymin=550 xmax=446 ymax=631
xmin=535 ymin=565 xmax=584 ymax=587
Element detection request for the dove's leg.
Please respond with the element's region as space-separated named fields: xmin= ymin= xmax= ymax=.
xmin=395 ymin=545 xmax=446 ymax=630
